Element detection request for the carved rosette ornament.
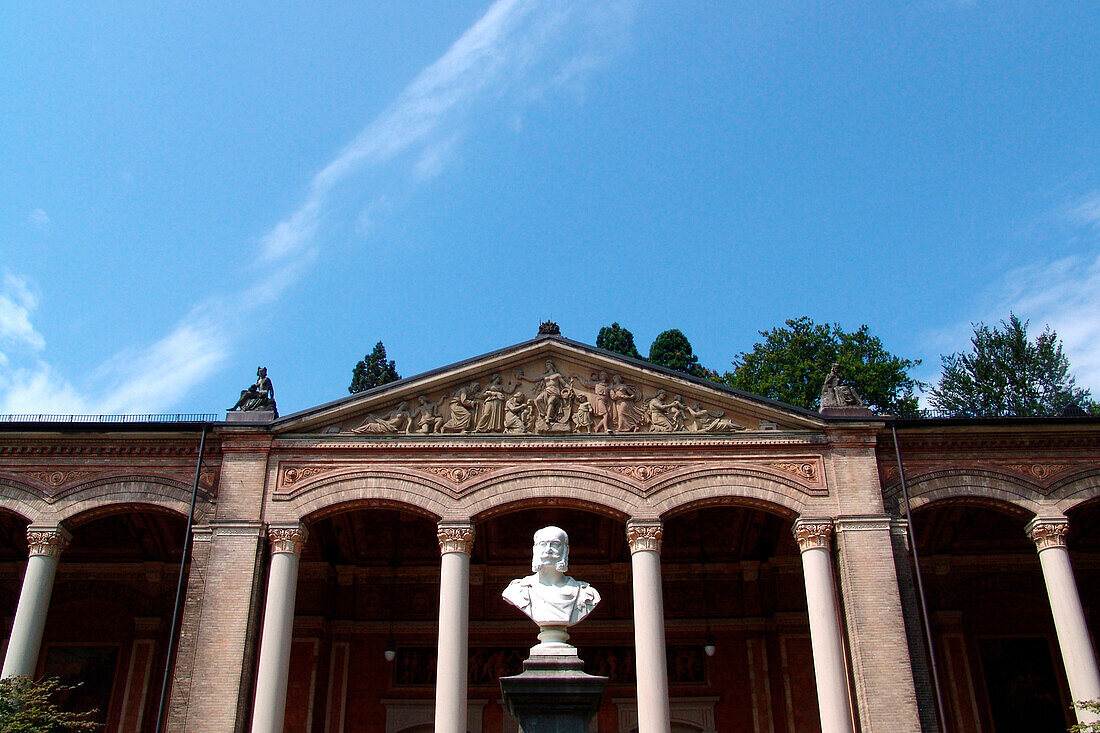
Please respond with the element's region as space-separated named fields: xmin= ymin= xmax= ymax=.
xmin=26 ymin=527 xmax=72 ymax=559
xmin=437 ymin=523 xmax=475 ymax=555
xmin=792 ymin=519 xmax=834 ymax=552
xmin=268 ymin=525 xmax=308 ymax=556
xmin=1026 ymin=517 xmax=1069 ymax=552
xmin=626 ymin=521 xmax=663 ymax=553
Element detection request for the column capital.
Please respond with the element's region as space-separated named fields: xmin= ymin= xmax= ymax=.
xmin=1026 ymin=517 xmax=1069 ymax=552
xmin=267 ymin=523 xmax=308 ymax=556
xmin=626 ymin=520 xmax=663 ymax=554
xmin=793 ymin=518 xmax=833 ymax=552
xmin=437 ymin=522 xmax=475 ymax=555
xmin=26 ymin=525 xmax=72 ymax=559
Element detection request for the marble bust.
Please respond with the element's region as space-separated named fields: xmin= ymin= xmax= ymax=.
xmin=502 ymin=526 xmax=600 ymax=628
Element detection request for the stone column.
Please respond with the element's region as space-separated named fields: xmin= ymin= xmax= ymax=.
xmin=627 ymin=520 xmax=671 ymax=733
xmin=1 ymin=525 xmax=71 ymax=678
xmin=1026 ymin=517 xmax=1100 ymax=724
xmin=793 ymin=519 xmax=854 ymax=733
xmin=435 ymin=521 xmax=475 ymax=733
xmin=250 ymin=524 xmax=308 ymax=733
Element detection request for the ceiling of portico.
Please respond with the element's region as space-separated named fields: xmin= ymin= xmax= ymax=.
xmin=275 ymin=336 xmax=825 ymax=438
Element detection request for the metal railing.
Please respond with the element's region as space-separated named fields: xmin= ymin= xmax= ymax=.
xmin=0 ymin=413 xmax=218 ymax=423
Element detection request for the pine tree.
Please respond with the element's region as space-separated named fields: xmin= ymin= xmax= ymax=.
xmin=349 ymin=341 xmax=401 ymax=394
xmin=596 ymin=322 xmax=643 ymax=359
xmin=648 ymin=329 xmax=707 ymax=377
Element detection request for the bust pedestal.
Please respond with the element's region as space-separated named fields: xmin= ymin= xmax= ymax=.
xmin=500 ymin=643 xmax=607 ymax=733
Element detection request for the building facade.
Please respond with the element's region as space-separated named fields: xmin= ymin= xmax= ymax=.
xmin=0 ymin=333 xmax=1097 ymax=732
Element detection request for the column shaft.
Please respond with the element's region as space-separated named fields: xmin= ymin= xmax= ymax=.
xmin=627 ymin=521 xmax=671 ymax=733
xmin=1028 ymin=518 xmax=1100 ymax=724
xmin=251 ymin=525 xmax=307 ymax=733
xmin=435 ymin=523 xmax=474 ymax=733
xmin=2 ymin=526 xmax=70 ymax=679
xmin=794 ymin=520 xmax=855 ymax=733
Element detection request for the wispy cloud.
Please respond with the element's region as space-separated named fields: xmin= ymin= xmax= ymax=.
xmin=27 ymin=208 xmax=51 ymax=232
xmin=0 ymin=0 xmax=635 ymax=414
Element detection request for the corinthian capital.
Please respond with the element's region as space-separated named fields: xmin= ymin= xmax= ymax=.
xmin=268 ymin=524 xmax=308 ymax=556
xmin=26 ymin=525 xmax=72 ymax=559
xmin=437 ymin=522 xmax=475 ymax=555
xmin=1026 ymin=517 xmax=1069 ymax=552
xmin=626 ymin=520 xmax=663 ymax=554
xmin=793 ymin=519 xmax=834 ymax=552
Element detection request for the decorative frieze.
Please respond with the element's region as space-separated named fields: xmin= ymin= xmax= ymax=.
xmin=1026 ymin=517 xmax=1068 ymax=551
xmin=766 ymin=461 xmax=818 ymax=481
xmin=436 ymin=523 xmax=475 ymax=554
xmin=626 ymin=521 xmax=663 ymax=553
xmin=268 ymin=525 xmax=308 ymax=556
xmin=422 ymin=466 xmax=497 ymax=484
xmin=1005 ymin=463 xmax=1072 ymax=481
xmin=282 ymin=466 xmax=328 ymax=486
xmin=792 ymin=519 xmax=833 ymax=552
xmin=23 ymin=470 xmax=95 ymax=487
xmin=612 ymin=464 xmax=686 ymax=483
xmin=26 ymin=526 xmax=72 ymax=558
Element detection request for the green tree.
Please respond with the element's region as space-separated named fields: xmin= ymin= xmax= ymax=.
xmin=596 ymin=322 xmax=642 ymax=360
xmin=0 ymin=676 xmax=100 ymax=732
xmin=724 ymin=317 xmax=921 ymax=414
xmin=648 ymin=329 xmax=708 ymax=377
xmin=930 ymin=314 xmax=1092 ymax=417
xmin=349 ymin=341 xmax=401 ymax=394
xmin=1069 ymin=700 xmax=1100 ymax=732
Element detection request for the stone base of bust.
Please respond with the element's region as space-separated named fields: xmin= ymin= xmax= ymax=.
xmin=225 ymin=410 xmax=276 ymax=423
xmin=500 ymin=645 xmax=607 ymax=733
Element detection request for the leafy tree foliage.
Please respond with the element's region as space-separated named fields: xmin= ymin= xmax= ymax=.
xmin=648 ymin=329 xmax=708 ymax=377
xmin=349 ymin=341 xmax=401 ymax=394
xmin=724 ymin=317 xmax=921 ymax=414
xmin=596 ymin=322 xmax=642 ymax=359
xmin=930 ymin=314 xmax=1092 ymax=417
xmin=1070 ymin=700 xmax=1100 ymax=732
xmin=0 ymin=676 xmax=100 ymax=732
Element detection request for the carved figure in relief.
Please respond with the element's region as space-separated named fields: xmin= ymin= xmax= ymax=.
xmin=504 ymin=392 xmax=533 ymax=433
xmin=229 ymin=366 xmax=278 ymax=415
xmin=572 ymin=395 xmax=593 ymax=433
xmin=609 ymin=374 xmax=644 ymax=432
xmin=684 ymin=401 xmax=746 ymax=433
xmin=474 ymin=374 xmax=507 ymax=433
xmin=573 ymin=371 xmax=612 ymax=432
xmin=353 ymin=401 xmax=412 ymax=434
xmin=516 ymin=361 xmax=573 ymax=428
xmin=441 ymin=382 xmax=479 ymax=433
xmin=412 ymin=395 xmax=445 ymax=434
xmin=647 ymin=390 xmax=686 ymax=432
xmin=820 ymin=363 xmax=865 ymax=409
xmin=502 ymin=526 xmax=600 ymax=628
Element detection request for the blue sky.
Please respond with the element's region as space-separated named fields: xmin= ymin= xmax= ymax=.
xmin=2 ymin=0 xmax=1099 ymax=415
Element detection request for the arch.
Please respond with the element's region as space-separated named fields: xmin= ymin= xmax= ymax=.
xmin=286 ymin=471 xmax=450 ymax=523
xmin=459 ymin=467 xmax=642 ymax=521
xmin=649 ymin=469 xmax=809 ymax=520
xmin=53 ymin=475 xmax=213 ymax=525
xmin=0 ymin=475 xmax=49 ymax=522
xmin=1047 ymin=468 xmax=1100 ymax=512
xmin=893 ymin=469 xmax=1044 ymax=516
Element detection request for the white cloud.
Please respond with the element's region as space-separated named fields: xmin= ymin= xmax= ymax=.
xmin=0 ymin=272 xmax=46 ymax=352
xmin=27 ymin=208 xmax=51 ymax=231
xmin=1063 ymin=190 xmax=1100 ymax=232
xmin=0 ymin=361 xmax=90 ymax=415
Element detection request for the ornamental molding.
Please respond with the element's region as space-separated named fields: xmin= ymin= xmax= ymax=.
xmin=1025 ymin=517 xmax=1068 ymax=551
xmin=282 ymin=465 xmax=329 ymax=486
xmin=1003 ymin=463 xmax=1073 ymax=482
xmin=421 ymin=466 xmax=499 ymax=484
xmin=0 ymin=442 xmax=216 ymax=458
xmin=792 ymin=519 xmax=833 ymax=552
xmin=23 ymin=470 xmax=95 ymax=487
xmin=437 ymin=523 xmax=475 ymax=554
xmin=611 ymin=464 xmax=687 ymax=483
xmin=765 ymin=460 xmax=822 ymax=483
xmin=626 ymin=521 xmax=663 ymax=553
xmin=268 ymin=525 xmax=308 ymax=555
xmin=27 ymin=526 xmax=72 ymax=558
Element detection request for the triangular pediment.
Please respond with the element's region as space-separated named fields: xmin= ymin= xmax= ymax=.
xmin=274 ymin=337 xmax=825 ymax=436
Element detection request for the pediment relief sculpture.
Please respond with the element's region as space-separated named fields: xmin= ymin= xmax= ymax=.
xmin=343 ymin=357 xmax=780 ymax=437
